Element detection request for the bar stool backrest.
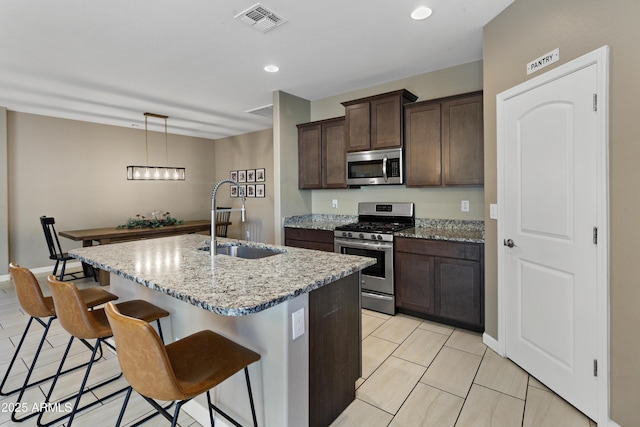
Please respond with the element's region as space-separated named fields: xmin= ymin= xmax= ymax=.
xmin=47 ymin=276 xmax=110 ymax=340
xmin=9 ymin=263 xmax=55 ymax=318
xmin=105 ymin=302 xmax=182 ymax=401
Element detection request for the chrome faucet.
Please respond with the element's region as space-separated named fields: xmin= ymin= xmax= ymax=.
xmin=211 ymin=179 xmax=246 ymax=255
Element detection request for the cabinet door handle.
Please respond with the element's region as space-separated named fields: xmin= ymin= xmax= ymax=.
xmin=503 ymin=239 xmax=516 ymax=248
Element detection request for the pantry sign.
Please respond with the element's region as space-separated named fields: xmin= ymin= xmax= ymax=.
xmin=527 ymin=48 xmax=560 ymax=75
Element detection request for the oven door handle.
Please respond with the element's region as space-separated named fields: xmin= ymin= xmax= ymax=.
xmin=335 ymin=239 xmax=393 ymax=251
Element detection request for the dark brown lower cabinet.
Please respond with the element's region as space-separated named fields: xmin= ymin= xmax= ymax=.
xmin=395 ymin=251 xmax=435 ymax=314
xmin=395 ymin=237 xmax=484 ymax=331
xmin=284 ymin=227 xmax=334 ymax=252
xmin=309 ymin=272 xmax=360 ymax=427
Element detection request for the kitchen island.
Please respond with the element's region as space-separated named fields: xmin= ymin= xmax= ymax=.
xmin=69 ymin=234 xmax=375 ymax=427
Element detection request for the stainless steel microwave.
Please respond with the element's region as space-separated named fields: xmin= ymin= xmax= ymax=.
xmin=346 ymin=148 xmax=403 ymax=186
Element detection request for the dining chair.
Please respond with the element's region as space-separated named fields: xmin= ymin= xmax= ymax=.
xmin=40 ymin=215 xmax=97 ymax=281
xmin=37 ymin=276 xmax=170 ymax=427
xmin=105 ymin=301 xmax=261 ymax=427
xmin=215 ymin=207 xmax=231 ymax=237
xmin=1 ymin=263 xmax=118 ymax=422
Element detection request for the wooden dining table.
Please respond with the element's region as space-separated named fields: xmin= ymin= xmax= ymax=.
xmin=59 ymin=219 xmax=218 ymax=285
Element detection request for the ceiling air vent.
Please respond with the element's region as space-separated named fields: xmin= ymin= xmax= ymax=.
xmin=245 ymin=104 xmax=273 ymax=118
xmin=234 ymin=3 xmax=287 ymax=33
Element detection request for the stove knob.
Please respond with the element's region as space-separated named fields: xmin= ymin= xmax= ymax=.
xmin=358 ymin=233 xmax=364 ymax=239
xmin=377 ymin=235 xmax=383 ymax=241
xmin=371 ymin=234 xmax=377 ymax=240
xmin=347 ymin=232 xmax=352 ymax=238
xmin=342 ymin=231 xmax=348 ymax=237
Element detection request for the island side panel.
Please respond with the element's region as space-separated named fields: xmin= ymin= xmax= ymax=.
xmin=110 ymin=274 xmax=310 ymax=427
xmin=309 ymin=272 xmax=361 ymax=427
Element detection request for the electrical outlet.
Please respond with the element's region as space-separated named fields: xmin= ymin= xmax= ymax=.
xmin=332 ymin=199 xmax=338 ymax=209
xmin=292 ymin=308 xmax=305 ymax=340
xmin=245 ymin=230 xmax=250 ymax=239
xmin=461 ymin=200 xmax=470 ymax=212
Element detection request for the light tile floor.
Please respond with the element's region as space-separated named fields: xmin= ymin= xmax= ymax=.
xmin=0 ymin=273 xmax=597 ymax=426
xmin=0 ymin=273 xmax=199 ymax=427
xmin=333 ymin=309 xmax=597 ymax=427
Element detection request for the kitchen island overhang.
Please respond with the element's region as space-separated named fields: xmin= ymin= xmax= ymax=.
xmin=69 ymin=234 xmax=375 ymax=427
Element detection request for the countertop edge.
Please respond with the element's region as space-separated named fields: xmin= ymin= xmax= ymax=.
xmin=70 ymin=236 xmax=375 ymax=316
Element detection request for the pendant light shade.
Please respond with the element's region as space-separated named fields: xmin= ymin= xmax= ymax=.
xmin=127 ymin=113 xmax=185 ymax=181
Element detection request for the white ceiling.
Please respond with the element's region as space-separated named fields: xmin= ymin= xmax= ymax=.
xmin=0 ymin=0 xmax=513 ymax=140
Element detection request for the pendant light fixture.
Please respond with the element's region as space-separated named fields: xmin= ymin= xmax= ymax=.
xmin=127 ymin=112 xmax=186 ymax=181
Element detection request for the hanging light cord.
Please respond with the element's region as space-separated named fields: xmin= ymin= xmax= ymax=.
xmin=144 ymin=114 xmax=150 ymax=167
xmin=164 ymin=116 xmax=168 ymax=167
xmin=129 ymin=112 xmax=181 ymax=181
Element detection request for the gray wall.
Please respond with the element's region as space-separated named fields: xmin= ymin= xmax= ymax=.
xmin=6 ymin=112 xmax=216 ymax=270
xmin=214 ymin=128 xmax=275 ymax=243
xmin=0 ymin=108 xmax=7 ymax=275
xmin=273 ymin=91 xmax=312 ymax=245
xmin=483 ymin=0 xmax=640 ymax=424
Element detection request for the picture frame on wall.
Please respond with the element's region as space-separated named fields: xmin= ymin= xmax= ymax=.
xmin=238 ymin=170 xmax=247 ymax=183
xmin=240 ymin=185 xmax=247 ymax=198
xmin=256 ymin=184 xmax=265 ymax=198
xmin=230 ymin=170 xmax=238 ymax=182
xmin=247 ymin=169 xmax=256 ymax=183
xmin=256 ymin=168 xmax=265 ymax=182
xmin=230 ymin=185 xmax=238 ymax=198
xmin=246 ymin=184 xmax=256 ymax=198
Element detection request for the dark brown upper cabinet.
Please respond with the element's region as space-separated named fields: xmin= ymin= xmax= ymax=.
xmin=442 ymin=93 xmax=484 ymax=185
xmin=404 ymin=100 xmax=442 ymax=186
xmin=342 ymin=89 xmax=418 ymax=152
xmin=404 ymin=91 xmax=484 ymax=187
xmin=297 ymin=117 xmax=347 ymax=189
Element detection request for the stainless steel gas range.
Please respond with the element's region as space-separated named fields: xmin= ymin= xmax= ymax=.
xmin=334 ymin=202 xmax=415 ymax=315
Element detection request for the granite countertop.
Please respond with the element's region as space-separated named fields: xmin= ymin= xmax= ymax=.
xmin=283 ymin=214 xmax=357 ymax=231
xmin=69 ymin=234 xmax=375 ymax=316
xmin=396 ymin=219 xmax=485 ymax=244
xmin=284 ymin=215 xmax=484 ymax=243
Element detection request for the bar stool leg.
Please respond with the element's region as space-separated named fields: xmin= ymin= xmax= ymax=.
xmin=245 ymin=367 xmax=259 ymax=427
xmin=36 ymin=338 xmax=123 ymax=427
xmin=0 ymin=317 xmax=50 ymax=396
xmin=115 ymin=387 xmax=133 ymax=427
xmin=5 ymin=318 xmax=53 ymax=422
xmin=171 ymin=401 xmax=185 ymax=427
xmin=33 ymin=335 xmax=76 ymax=425
xmin=63 ymin=339 xmax=103 ymax=427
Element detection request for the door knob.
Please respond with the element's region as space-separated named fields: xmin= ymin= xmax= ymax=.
xmin=503 ymin=239 xmax=516 ymax=248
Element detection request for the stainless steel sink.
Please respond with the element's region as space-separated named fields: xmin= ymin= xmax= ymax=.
xmin=198 ymin=244 xmax=283 ymax=259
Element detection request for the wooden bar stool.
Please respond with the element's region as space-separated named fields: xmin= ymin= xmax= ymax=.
xmin=37 ymin=276 xmax=170 ymax=427
xmin=105 ymin=301 xmax=261 ymax=427
xmin=1 ymin=263 xmax=118 ymax=423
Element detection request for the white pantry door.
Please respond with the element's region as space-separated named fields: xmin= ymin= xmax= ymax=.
xmin=502 ymin=63 xmax=599 ymax=419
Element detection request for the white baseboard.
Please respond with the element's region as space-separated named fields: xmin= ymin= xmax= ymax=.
xmin=183 ymin=400 xmax=232 ymax=427
xmin=30 ymin=262 xmax=83 ymax=275
xmin=0 ymin=262 xmax=84 ymax=286
xmin=483 ymin=332 xmax=502 ymax=356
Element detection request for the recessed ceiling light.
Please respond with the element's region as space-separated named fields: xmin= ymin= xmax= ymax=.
xmin=264 ymin=65 xmax=279 ymax=73
xmin=411 ymin=6 xmax=433 ymax=20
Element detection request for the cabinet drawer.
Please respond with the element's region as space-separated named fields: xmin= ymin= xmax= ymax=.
xmin=285 ymin=228 xmax=334 ymax=244
xmin=395 ymin=238 xmax=481 ymax=261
